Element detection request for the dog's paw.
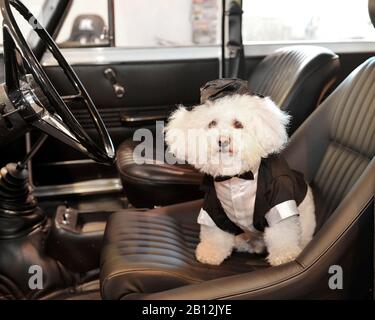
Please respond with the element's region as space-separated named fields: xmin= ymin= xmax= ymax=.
xmin=266 ymin=247 xmax=301 ymax=266
xmin=195 ymin=242 xmax=231 ymax=265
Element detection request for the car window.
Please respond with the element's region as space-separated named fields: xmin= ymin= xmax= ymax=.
xmin=0 ymin=0 xmax=47 ymax=48
xmin=114 ymin=0 xmax=221 ymax=47
xmin=56 ymin=0 xmax=110 ymax=48
xmin=243 ymin=0 xmax=375 ymax=43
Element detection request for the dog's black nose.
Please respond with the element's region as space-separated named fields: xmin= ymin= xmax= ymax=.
xmin=218 ymin=139 xmax=230 ymax=148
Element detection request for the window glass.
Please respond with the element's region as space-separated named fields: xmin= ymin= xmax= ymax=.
xmin=243 ymin=0 xmax=375 ymax=43
xmin=0 ymin=0 xmax=46 ymax=47
xmin=114 ymin=0 xmax=221 ymax=47
xmin=56 ymin=0 xmax=109 ymax=48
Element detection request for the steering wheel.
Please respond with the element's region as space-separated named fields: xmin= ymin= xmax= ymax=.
xmin=0 ymin=0 xmax=115 ymax=164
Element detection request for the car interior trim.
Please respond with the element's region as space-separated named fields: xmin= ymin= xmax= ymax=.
xmin=244 ymin=41 xmax=375 ymax=57
xmin=41 ymin=46 xmax=222 ymax=66
xmin=40 ymin=41 xmax=375 ymax=68
xmin=33 ymin=178 xmax=123 ymax=198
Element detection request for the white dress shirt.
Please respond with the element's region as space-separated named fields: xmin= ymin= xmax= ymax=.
xmin=198 ymin=172 xmax=260 ymax=233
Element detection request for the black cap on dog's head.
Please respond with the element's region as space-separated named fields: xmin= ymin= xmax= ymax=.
xmin=200 ymin=78 xmax=264 ymax=104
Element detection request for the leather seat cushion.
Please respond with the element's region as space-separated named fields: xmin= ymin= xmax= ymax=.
xmin=116 ymin=139 xmax=204 ymax=207
xmin=100 ymin=200 xmax=269 ymax=300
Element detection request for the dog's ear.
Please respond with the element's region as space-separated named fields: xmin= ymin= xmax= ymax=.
xmin=165 ymin=106 xmax=191 ymax=132
xmin=249 ymin=97 xmax=291 ymax=156
xmin=164 ymin=106 xmax=191 ymax=161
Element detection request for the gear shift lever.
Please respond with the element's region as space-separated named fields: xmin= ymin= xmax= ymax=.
xmin=16 ymin=134 xmax=48 ymax=170
xmin=0 ymin=134 xmax=48 ymax=238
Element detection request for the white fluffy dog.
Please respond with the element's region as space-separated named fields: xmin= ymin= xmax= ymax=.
xmin=165 ymin=83 xmax=316 ymax=267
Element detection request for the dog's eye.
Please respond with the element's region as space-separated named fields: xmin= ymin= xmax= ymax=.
xmin=208 ymin=120 xmax=217 ymax=129
xmin=233 ymin=120 xmax=244 ymax=129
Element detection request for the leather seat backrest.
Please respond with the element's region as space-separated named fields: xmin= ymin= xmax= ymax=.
xmin=249 ymin=45 xmax=339 ymax=133
xmin=286 ymin=58 xmax=375 ymax=229
xmin=313 ymin=59 xmax=375 ymax=227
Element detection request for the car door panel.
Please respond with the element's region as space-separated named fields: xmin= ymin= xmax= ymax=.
xmin=44 ymin=57 xmax=219 ymax=144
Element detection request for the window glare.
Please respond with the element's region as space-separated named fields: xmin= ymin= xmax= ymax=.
xmin=114 ymin=0 xmax=221 ymax=48
xmin=243 ymin=0 xmax=375 ymax=43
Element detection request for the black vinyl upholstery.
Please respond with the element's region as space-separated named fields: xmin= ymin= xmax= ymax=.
xmin=100 ymin=201 xmax=269 ymax=299
xmin=117 ymin=46 xmax=339 ymax=208
xmin=116 ymin=139 xmax=203 ymax=208
xmin=101 ymin=58 xmax=374 ymax=300
xmin=249 ymin=46 xmax=339 ymax=134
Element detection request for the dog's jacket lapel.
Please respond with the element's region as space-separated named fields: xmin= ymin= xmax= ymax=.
xmin=200 ymin=154 xmax=308 ymax=235
xmin=201 ymin=175 xmax=244 ymax=235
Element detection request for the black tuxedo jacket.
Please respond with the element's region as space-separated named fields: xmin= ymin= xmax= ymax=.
xmin=200 ymin=154 xmax=308 ymax=235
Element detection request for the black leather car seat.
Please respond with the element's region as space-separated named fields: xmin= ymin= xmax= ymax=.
xmin=100 ymin=57 xmax=374 ymax=300
xmin=117 ymin=46 xmax=340 ymax=208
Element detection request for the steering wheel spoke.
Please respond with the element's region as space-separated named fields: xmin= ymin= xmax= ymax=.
xmin=31 ymin=110 xmax=89 ymax=155
xmin=61 ymin=94 xmax=84 ymax=103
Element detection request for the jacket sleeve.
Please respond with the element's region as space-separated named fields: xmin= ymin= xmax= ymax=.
xmin=265 ymin=175 xmax=300 ymax=227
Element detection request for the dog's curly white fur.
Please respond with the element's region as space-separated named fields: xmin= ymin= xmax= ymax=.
xmin=165 ymin=94 xmax=316 ymax=266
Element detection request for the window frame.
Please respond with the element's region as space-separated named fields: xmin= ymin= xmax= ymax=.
xmin=243 ymin=40 xmax=375 ymax=57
